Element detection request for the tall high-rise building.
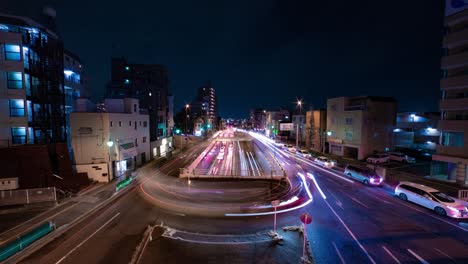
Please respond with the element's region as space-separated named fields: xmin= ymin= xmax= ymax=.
xmin=191 ymin=81 xmax=217 ymax=129
xmin=0 ymin=13 xmax=66 ymax=147
xmin=431 ymin=1 xmax=468 ymax=185
xmin=107 ymin=58 xmax=169 ymax=142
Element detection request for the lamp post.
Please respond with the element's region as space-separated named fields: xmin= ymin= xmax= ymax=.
xmin=106 ymin=140 xmax=114 ymax=182
xmin=296 ymin=100 xmax=303 ymax=150
xmin=185 ymin=104 xmax=190 ymax=135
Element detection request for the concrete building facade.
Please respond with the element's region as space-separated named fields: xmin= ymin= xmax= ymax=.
xmin=71 ymin=98 xmax=149 ymax=182
xmin=326 ymin=96 xmax=396 ymax=160
xmin=431 ymin=2 xmax=468 ymax=185
xmin=305 ymin=110 xmax=327 ymax=152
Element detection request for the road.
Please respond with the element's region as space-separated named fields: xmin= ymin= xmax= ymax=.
xmin=14 ymin=131 xmax=468 ymax=263
xmin=251 ymin=131 xmax=468 ymax=264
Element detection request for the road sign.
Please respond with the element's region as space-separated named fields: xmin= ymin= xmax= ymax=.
xmin=280 ymin=123 xmax=294 ymax=131
xmin=300 ymin=213 xmax=312 ymax=224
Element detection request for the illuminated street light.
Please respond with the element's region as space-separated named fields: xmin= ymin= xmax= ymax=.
xmin=107 ymin=141 xmax=114 ymax=147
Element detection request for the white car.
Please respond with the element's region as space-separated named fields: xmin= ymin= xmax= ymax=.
xmin=314 ymin=156 xmax=335 ymax=168
xmin=395 ymin=181 xmax=468 ymax=218
xmin=389 ymin=152 xmax=415 ymax=163
xmin=366 ymin=153 xmax=389 ymax=164
xmin=286 ymin=145 xmax=296 ymax=153
xmin=297 ymin=150 xmax=311 ymax=158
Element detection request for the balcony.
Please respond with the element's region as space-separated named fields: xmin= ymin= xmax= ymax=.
xmin=440 ymin=75 xmax=468 ymax=90
xmin=436 ymin=145 xmax=468 ymax=158
xmin=438 ymin=119 xmax=468 ymax=131
xmin=441 ymin=52 xmax=468 ymax=69
xmin=443 ymin=28 xmax=468 ymax=48
xmin=439 ymin=98 xmax=468 ymax=111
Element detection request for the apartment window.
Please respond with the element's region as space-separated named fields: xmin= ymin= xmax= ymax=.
xmin=9 ymin=99 xmax=25 ymax=117
xmin=135 ymin=138 xmax=138 ymax=147
xmin=129 ymin=121 xmax=132 ymax=126
xmin=4 ymin=44 xmax=21 ymax=60
xmin=345 ymin=131 xmax=353 ymax=140
xmin=143 ymin=137 xmax=147 ymax=143
xmin=119 ymin=121 xmax=122 ymax=127
xmin=134 ymin=104 xmax=137 ymax=112
xmin=442 ymin=132 xmax=464 ymax=147
xmin=331 ymin=117 xmax=337 ymax=125
xmin=345 ymin=117 xmax=353 ymax=125
xmin=143 ymin=121 xmax=147 ymax=127
xmin=110 ymin=121 xmax=113 ymax=127
xmin=6 ymin=72 xmax=23 ymax=89
xmin=134 ymin=121 xmax=137 ymax=130
xmin=11 ymin=127 xmax=26 ymax=144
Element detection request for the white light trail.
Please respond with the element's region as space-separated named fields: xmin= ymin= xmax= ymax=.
xmin=306 ymin=172 xmax=327 ymax=200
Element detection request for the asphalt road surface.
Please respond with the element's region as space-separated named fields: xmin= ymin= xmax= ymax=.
xmin=15 ymin=131 xmax=468 ymax=264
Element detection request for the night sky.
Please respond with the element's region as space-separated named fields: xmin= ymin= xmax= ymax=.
xmin=3 ymin=0 xmax=445 ymax=118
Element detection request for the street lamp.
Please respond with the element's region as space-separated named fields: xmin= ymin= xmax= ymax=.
xmin=295 ymin=100 xmax=303 ymax=150
xmin=185 ymin=104 xmax=190 ymax=135
xmin=107 ymin=140 xmax=114 ymax=182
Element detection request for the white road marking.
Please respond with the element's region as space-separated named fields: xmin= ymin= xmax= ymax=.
xmin=332 ymin=241 xmax=346 ymax=264
xmin=351 ymin=197 xmax=369 ymax=209
xmin=382 ymin=246 xmax=401 ymax=264
xmin=55 ymin=212 xmax=121 ymax=264
xmin=336 ymin=200 xmax=344 ymax=209
xmin=434 ymin=248 xmax=455 ymax=262
xmin=323 ymin=199 xmax=376 ymax=264
xmin=407 ymin=249 xmax=430 ymax=264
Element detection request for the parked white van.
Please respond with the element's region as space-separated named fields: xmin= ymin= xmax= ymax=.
xmin=395 ymin=181 xmax=468 ymax=218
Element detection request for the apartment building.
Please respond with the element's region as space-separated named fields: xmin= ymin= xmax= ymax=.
xmin=326 ymin=96 xmax=396 ymax=160
xmin=0 ymin=13 xmax=65 ymax=147
xmin=393 ymin=112 xmax=440 ymax=152
xmin=431 ymin=2 xmax=468 ymax=185
xmin=305 ymin=109 xmax=327 ymax=152
xmin=71 ymin=98 xmax=149 ymax=182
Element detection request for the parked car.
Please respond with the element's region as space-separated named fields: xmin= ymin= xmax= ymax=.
xmin=395 ymin=181 xmax=468 ymax=218
xmin=286 ymin=145 xmax=296 ymax=153
xmin=297 ymin=149 xmax=311 ymax=158
xmin=314 ymin=156 xmax=335 ymax=168
xmin=366 ymin=153 xmax=389 ymax=164
xmin=389 ymin=152 xmax=416 ymax=163
xmin=344 ymin=165 xmax=383 ymax=185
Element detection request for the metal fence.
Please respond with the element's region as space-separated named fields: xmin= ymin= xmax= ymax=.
xmin=0 ymin=187 xmax=57 ymax=207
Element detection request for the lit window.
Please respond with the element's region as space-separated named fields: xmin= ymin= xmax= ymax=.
xmin=11 ymin=127 xmax=26 ymax=144
xmin=4 ymin=44 xmax=21 ymax=60
xmin=442 ymin=132 xmax=464 ymax=147
xmin=9 ymin=99 xmax=25 ymax=117
xmin=7 ymin=72 xmax=23 ymax=89
xmin=345 ymin=131 xmax=353 ymax=140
